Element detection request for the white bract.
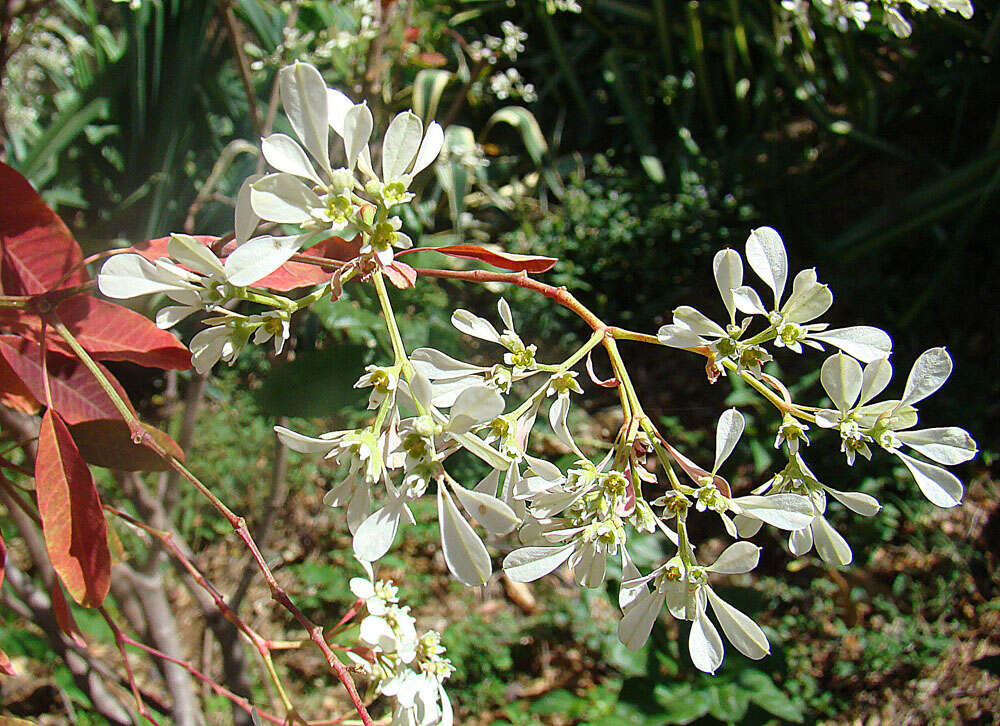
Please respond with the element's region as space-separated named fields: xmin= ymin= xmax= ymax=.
xmin=618 ymin=542 xmax=770 ymax=673
xmin=815 ymin=348 xmax=977 ymax=507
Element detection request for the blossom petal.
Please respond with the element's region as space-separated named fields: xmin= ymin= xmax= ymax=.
xmin=689 ymin=604 xmax=725 ymax=674
xmin=859 ymin=357 xmax=893 ymax=405
xmin=707 ymin=541 xmax=760 ymax=574
xmin=411 ymin=120 xmax=444 ymax=177
xmin=618 ymin=589 xmax=664 ymax=651
xmin=250 ymin=173 xmax=320 ymax=224
xmin=706 ymin=588 xmax=769 ymax=660
xmin=224 ymin=234 xmax=304 ymax=286
xmin=821 ymin=352 xmax=863 ymax=413
xmin=235 ymin=173 xmax=263 ymax=246
xmin=789 ymin=526 xmax=813 ymax=556
xmin=810 ymin=326 xmax=892 ymax=363
xmin=451 ymin=309 xmax=501 ymax=343
xmin=895 ymin=427 xmax=977 ymax=465
xmin=382 ymin=111 xmax=424 ymax=181
xmin=168 ymin=234 xmax=225 ymax=278
xmin=733 ymin=494 xmax=815 ymax=530
xmin=437 ymin=486 xmax=492 ymax=586
xmin=448 ymin=386 xmax=504 ymax=434
xmin=895 ymin=451 xmax=964 ymax=508
xmin=279 ymin=62 xmax=329 ymax=170
xmin=343 ymin=103 xmax=373 ymax=169
xmin=713 ymin=248 xmax=743 ymax=321
xmin=673 ymin=306 xmax=725 ymax=337
xmin=731 ymin=285 xmax=768 ymax=316
xmin=326 ymin=88 xmax=354 ymax=136
xmin=261 ymin=133 xmax=322 ymax=184
xmin=98 ymin=254 xmax=184 ymax=298
xmin=745 ymin=226 xmax=787 ymax=308
xmin=502 ymin=544 xmax=575 ymax=583
xmin=354 ymin=499 xmax=405 ymax=562
xmin=825 ymin=487 xmax=881 ymax=516
xmin=657 ymin=324 xmax=705 ymax=348
xmin=713 ymin=408 xmax=745 ymax=473
xmin=783 ymin=268 xmax=832 ymax=323
xmin=898 ymin=347 xmax=952 ymax=409
xmin=812 ymin=516 xmax=852 ymax=566
xmin=411 ymin=348 xmax=487 ymax=380
xmin=448 ymin=481 xmax=518 ymax=536
xmin=274 ymin=426 xmax=338 ymax=453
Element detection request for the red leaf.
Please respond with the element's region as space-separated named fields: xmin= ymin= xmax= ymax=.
xmin=383 ymin=260 xmax=417 ymax=289
xmin=0 ymin=335 xmax=132 ymax=425
xmin=586 ymin=350 xmax=619 ymax=388
xmin=2 ymin=296 xmax=192 ymax=370
xmin=417 ymin=245 xmax=557 ymax=273
xmin=51 ymin=296 xmax=191 ymax=370
xmin=49 ymin=580 xmax=87 ymax=648
xmin=69 ymin=419 xmax=184 ymax=472
xmin=0 ymin=351 xmax=41 ymax=414
xmin=662 ymin=441 xmax=732 ymax=499
xmin=35 ymin=409 xmax=111 ymax=607
xmin=0 ymin=162 xmax=88 ymax=295
xmin=0 ymin=646 xmax=13 ymax=676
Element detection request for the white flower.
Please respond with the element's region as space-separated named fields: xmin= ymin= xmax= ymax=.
xmin=250 ymin=311 xmax=290 ymax=354
xmin=355 ymin=365 xmax=399 ymax=410
xmin=360 ymin=110 xmax=444 ymax=206
xmin=664 ymin=410 xmax=816 ymax=537
xmin=730 ymin=228 xmax=892 ymax=362
xmin=189 ymin=322 xmax=248 ymax=374
xmin=617 ymin=542 xmax=770 ymax=673
xmin=814 ymin=349 xmax=977 ymax=507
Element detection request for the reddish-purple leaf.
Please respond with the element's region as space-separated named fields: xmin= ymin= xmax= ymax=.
xmin=50 ymin=296 xmax=191 ymax=370
xmin=662 ymin=441 xmax=732 ymax=499
xmin=0 ymin=351 xmax=41 ymax=414
xmin=383 ymin=260 xmax=417 ymax=289
xmin=0 ymin=162 xmax=87 ymax=295
xmin=415 ymin=244 xmax=557 ymax=273
xmin=0 ymin=335 xmax=131 ymax=425
xmin=586 ymin=350 xmax=619 ymax=388
xmin=69 ymin=419 xmax=184 ymax=472
xmin=0 ymin=646 xmax=12 ymax=676
xmin=49 ymin=579 xmax=87 ymax=648
xmin=35 ymin=409 xmax=111 ymax=608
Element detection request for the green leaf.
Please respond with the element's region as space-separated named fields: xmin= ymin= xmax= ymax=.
xmin=653 ymin=684 xmax=712 ymax=724
xmin=739 ymin=670 xmax=803 ymax=722
xmin=256 ymin=346 xmax=370 ymax=417
xmin=708 ymin=683 xmax=751 ymax=723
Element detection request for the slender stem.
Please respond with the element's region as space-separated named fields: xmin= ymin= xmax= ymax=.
xmin=371 ymin=270 xmax=408 ymax=367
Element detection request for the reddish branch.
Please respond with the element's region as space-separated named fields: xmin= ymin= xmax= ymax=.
xmin=414 ymin=266 xmax=607 ymax=331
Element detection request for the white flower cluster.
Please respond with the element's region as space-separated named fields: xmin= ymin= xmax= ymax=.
xmin=348 ymin=563 xmax=454 ymax=725
xmin=468 ymin=21 xmax=528 ymax=64
xmin=780 ymin=0 xmax=973 ymax=38
xmin=488 ymin=68 xmax=537 ymax=102
xmin=97 ymin=61 xmax=443 ymax=374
